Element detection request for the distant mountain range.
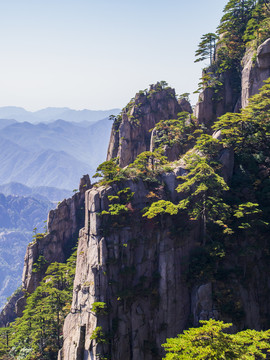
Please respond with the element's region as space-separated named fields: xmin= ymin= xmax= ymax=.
xmin=0 ymin=193 xmax=53 ymax=232
xmin=0 ymin=106 xmax=118 ymax=307
xmin=0 ymin=117 xmax=114 ymax=189
xmin=0 ymin=106 xmax=120 ymax=123
xmin=0 ymin=182 xmax=72 ymax=202
xmin=0 ymin=193 xmax=55 ymax=309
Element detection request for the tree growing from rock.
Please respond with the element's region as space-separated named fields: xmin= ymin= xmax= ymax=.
xmin=194 ymin=33 xmax=218 ymax=65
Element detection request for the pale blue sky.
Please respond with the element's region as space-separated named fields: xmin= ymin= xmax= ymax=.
xmin=0 ymin=0 xmax=228 ymax=110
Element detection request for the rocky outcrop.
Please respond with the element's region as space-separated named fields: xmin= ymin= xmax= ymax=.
xmin=20 ymin=175 xmax=91 ymax=299
xmin=0 ymin=288 xmax=23 ymax=327
xmin=195 ymin=37 xmax=270 ymax=127
xmin=192 ymin=283 xmax=218 ymax=326
xmin=241 ymin=38 xmax=270 ymax=108
xmin=59 ymin=171 xmax=200 ymax=360
xmin=107 ymin=83 xmax=191 ymax=168
xmin=194 ymin=69 xmax=240 ymax=128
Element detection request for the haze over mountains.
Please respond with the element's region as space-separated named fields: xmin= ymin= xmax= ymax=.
xmin=0 ymin=107 xmax=120 ymax=190
xmin=0 ymin=106 xmax=119 ymax=308
xmin=0 ymin=106 xmax=120 ymax=124
xmin=0 ymin=193 xmax=54 ymax=308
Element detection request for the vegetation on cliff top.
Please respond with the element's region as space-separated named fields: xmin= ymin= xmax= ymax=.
xmin=195 ymin=0 xmax=270 ymax=103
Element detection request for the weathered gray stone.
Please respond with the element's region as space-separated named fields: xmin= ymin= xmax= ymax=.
xmin=107 ymin=83 xmax=187 ymax=167
xmin=60 ymin=177 xmax=200 ymax=360
xmin=241 ymin=38 xmax=270 ymax=108
xmin=18 ymin=175 xmax=91 ymax=311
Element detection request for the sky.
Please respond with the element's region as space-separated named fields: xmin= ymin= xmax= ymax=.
xmin=0 ymin=0 xmax=228 ymax=111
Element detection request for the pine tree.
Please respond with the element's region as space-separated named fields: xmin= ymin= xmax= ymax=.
xmin=194 ymin=33 xmax=218 ymax=65
xmin=176 ymin=156 xmax=230 ymax=243
xmin=162 ymin=319 xmax=270 ymax=359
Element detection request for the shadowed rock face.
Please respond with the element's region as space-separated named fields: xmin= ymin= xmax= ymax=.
xmin=107 ymin=83 xmax=191 ymax=168
xmin=59 ymin=170 xmax=270 ymax=359
xmin=16 ymin=175 xmax=91 ymax=315
xmin=0 ymin=289 xmax=23 ymax=327
xmin=194 ymin=70 xmax=240 ymax=128
xmin=59 ymin=171 xmax=200 ymax=360
xmin=242 ymin=38 xmax=270 ymax=108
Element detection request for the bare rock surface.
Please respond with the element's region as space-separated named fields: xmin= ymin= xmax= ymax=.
xmin=107 ymin=83 xmax=188 ymax=167
xmin=242 ymin=38 xmax=270 ymax=108
xmin=194 ymin=70 xmax=239 ymax=128
xmin=59 ymin=173 xmax=199 ymax=359
xmin=0 ymin=288 xmax=23 ymax=327
xmin=17 ymin=175 xmax=91 ymax=313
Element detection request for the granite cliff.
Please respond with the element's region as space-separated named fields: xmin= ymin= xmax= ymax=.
xmin=58 ymin=38 xmax=270 ymax=359
xmin=0 ymin=175 xmax=91 ymax=326
xmin=2 ymin=26 xmax=270 ymax=360
xmin=107 ymin=83 xmax=192 ymax=168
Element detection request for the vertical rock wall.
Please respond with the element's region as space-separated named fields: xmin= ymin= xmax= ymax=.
xmin=20 ymin=175 xmax=91 ymax=298
xmin=59 ymin=172 xmax=200 ymax=360
xmin=241 ymin=38 xmax=270 ymax=108
xmin=107 ymin=84 xmax=187 ymax=168
xmin=194 ymin=69 xmax=240 ymax=128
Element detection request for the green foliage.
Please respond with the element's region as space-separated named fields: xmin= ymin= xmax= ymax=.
xmin=32 ymin=255 xmax=48 ymax=273
xmin=242 ymin=0 xmax=270 ymax=47
xmin=91 ymin=302 xmax=108 ymax=315
xmin=0 ymin=327 xmax=12 ymax=358
xmin=127 ymin=149 xmax=168 ymax=181
xmin=195 ymin=0 xmax=267 ymax=102
xmin=162 ymin=319 xmax=270 ymax=359
xmin=9 ymin=249 xmax=77 ymax=360
xmin=195 ymin=134 xmax=221 ymax=158
xmin=90 ymin=326 xmax=108 ymax=344
xmin=93 ymin=158 xmax=125 ymax=185
xmin=214 ymin=78 xmax=270 ymax=155
xmin=109 ymin=114 xmax=122 ymax=132
xmin=178 ymin=93 xmax=190 ymax=102
xmin=102 ymin=203 xmax=128 ymax=216
xmin=153 ymin=112 xmax=199 ymax=152
xmin=31 ymin=232 xmax=44 ymax=245
xmin=143 ymin=200 xmax=178 ymax=219
xmin=233 ymin=202 xmax=268 ymax=230
xmin=195 ymin=33 xmax=218 ymax=65
xmin=178 ymin=157 xmax=230 ymax=238
xmin=102 ymin=187 xmax=134 ymax=216
xmin=144 ymin=154 xmax=230 ymax=242
xmin=217 ymin=0 xmax=256 ymax=65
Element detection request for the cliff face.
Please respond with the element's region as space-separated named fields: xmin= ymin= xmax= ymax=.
xmin=58 ymin=39 xmax=270 ymax=360
xmin=194 ymin=69 xmax=240 ymax=128
xmin=16 ymin=175 xmax=91 ymax=314
xmin=59 ymin=166 xmax=270 ymax=360
xmin=242 ymin=38 xmax=270 ymax=108
xmin=194 ymin=37 xmax=270 ymax=127
xmin=59 ymin=170 xmax=201 ymax=360
xmin=107 ymin=83 xmax=191 ymax=167
xmin=0 ymin=288 xmax=23 ymax=327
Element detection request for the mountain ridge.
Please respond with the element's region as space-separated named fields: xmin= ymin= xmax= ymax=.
xmin=0 ymin=106 xmax=120 ymax=123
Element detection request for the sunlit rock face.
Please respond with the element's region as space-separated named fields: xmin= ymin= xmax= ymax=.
xmin=242 ymin=38 xmax=270 ymax=108
xmin=16 ymin=175 xmax=91 ymax=315
xmin=107 ymin=83 xmax=191 ymax=168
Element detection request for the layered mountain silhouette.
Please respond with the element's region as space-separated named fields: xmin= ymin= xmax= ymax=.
xmin=0 ymin=106 xmax=120 ymax=123
xmin=0 ymin=182 xmax=71 ymax=202
xmin=0 ymin=193 xmax=54 ymax=309
xmin=0 ymin=116 xmax=116 ymax=189
xmin=0 ymin=107 xmax=119 ymax=308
